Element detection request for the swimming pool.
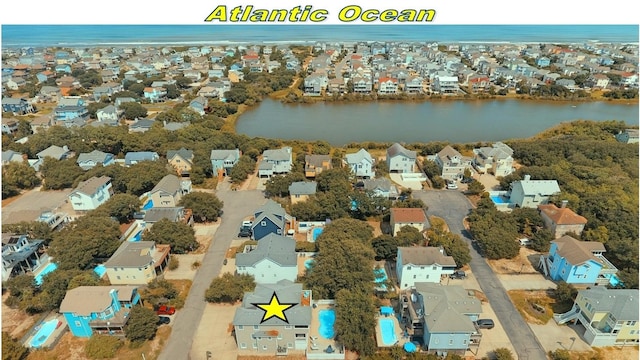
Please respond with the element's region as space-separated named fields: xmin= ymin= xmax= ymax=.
xmin=490 ymin=195 xmax=509 ymax=204
xmin=304 ymin=259 xmax=315 ymax=270
xmin=374 ymin=267 xmax=388 ymax=290
xmin=29 ymin=319 xmax=60 ymax=348
xmin=318 ymin=309 xmax=336 ymax=339
xmin=378 ymin=318 xmax=398 ymax=346
xmin=35 ymin=263 xmax=58 ymax=286
xmin=312 ymin=227 xmax=324 ymax=242
xmin=142 ymin=199 xmax=154 ymax=210
xmin=93 ymin=264 xmax=106 ymax=278
xmin=130 ymin=230 xmax=143 ymax=242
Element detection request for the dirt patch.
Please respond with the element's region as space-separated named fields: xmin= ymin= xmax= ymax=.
xmin=507 ymin=290 xmax=570 ymax=325
xmin=488 ymin=246 xmax=541 ymax=274
xmin=589 ymin=346 xmax=640 ymax=360
xmin=2 ymin=293 xmax=39 ymax=339
xmin=366 ymin=220 xmax=383 ymax=237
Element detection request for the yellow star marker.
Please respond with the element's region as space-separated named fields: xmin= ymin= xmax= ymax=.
xmin=252 ymin=292 xmax=297 ymax=323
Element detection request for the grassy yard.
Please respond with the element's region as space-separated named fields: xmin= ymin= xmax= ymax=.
xmin=508 ymin=290 xmax=572 ymax=325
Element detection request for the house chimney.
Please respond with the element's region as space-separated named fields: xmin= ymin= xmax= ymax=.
xmin=524 ymin=174 xmax=531 ymax=181
xmin=561 ymin=200 xmax=568 ymax=208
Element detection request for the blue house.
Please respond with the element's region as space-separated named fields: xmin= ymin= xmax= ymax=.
xmin=124 ymin=151 xmax=160 ymax=166
xmin=251 ymin=200 xmax=290 ymax=240
xmin=55 ymin=64 xmax=72 ymax=74
xmin=59 ymin=286 xmax=140 ymax=337
xmin=542 ymin=235 xmax=618 ymax=286
xmin=403 ymin=283 xmax=482 ymax=355
xmin=54 ymin=97 xmax=88 ymax=122
xmin=210 ymin=149 xmax=240 ymax=176
xmin=536 ymin=57 xmax=551 ymax=67
xmin=2 ymin=98 xmax=35 ymax=115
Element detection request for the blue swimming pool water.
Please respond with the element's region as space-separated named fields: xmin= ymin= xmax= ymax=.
xmin=142 ymin=199 xmax=154 ymax=210
xmin=29 ymin=319 xmax=60 ymax=348
xmin=379 ymin=318 xmax=398 ymax=346
xmin=312 ymin=227 xmax=323 ymax=241
xmin=304 ymin=259 xmax=315 ymax=270
xmin=318 ymin=309 xmax=336 ymax=339
xmin=605 ymin=273 xmax=624 ymax=287
xmin=490 ymin=195 xmax=509 ymax=204
xmin=93 ymin=264 xmax=106 ymax=278
xmin=130 ymin=230 xmax=143 ymax=242
xmin=374 ymin=268 xmax=387 ymax=283
xmin=35 ymin=263 xmax=58 ymax=285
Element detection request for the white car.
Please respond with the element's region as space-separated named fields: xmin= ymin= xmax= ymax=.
xmin=446 ymin=181 xmax=458 ymax=190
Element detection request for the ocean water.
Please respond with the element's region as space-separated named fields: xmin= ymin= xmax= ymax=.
xmin=2 ymin=25 xmax=638 ymax=48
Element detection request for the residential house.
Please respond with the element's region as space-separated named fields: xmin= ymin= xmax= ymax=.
xmin=124 ymin=151 xmax=159 ymax=166
xmin=361 ymin=178 xmax=398 ymax=199
xmin=434 ymin=145 xmax=471 ymax=180
xmin=189 ymin=96 xmax=208 ymax=116
xmin=143 ymin=87 xmax=167 ymax=103
xmin=303 ymin=74 xmax=325 ymax=96
xmin=103 ymin=241 xmax=171 ymax=285
xmin=586 ymin=74 xmax=610 ymax=89
xmin=288 ymin=181 xmax=317 ymax=205
xmin=390 ymin=208 xmax=429 ymax=237
xmin=68 ymin=176 xmax=113 ymax=211
xmin=258 ymin=147 xmax=293 ymax=178
xmin=432 ymin=74 xmax=459 ymax=94
xmin=54 ymin=97 xmax=88 ymax=122
xmin=615 ymin=129 xmax=639 ymax=144
xmin=1 ymin=234 xmax=45 ymax=282
xmin=472 ymin=142 xmax=515 ymax=177
xmin=468 ymin=75 xmax=490 ymax=93
xmin=143 ymin=207 xmax=194 ymax=226
xmin=553 ymin=287 xmax=638 ymax=347
xmin=59 ymin=286 xmax=141 ymax=337
xmin=1 ymin=118 xmax=19 ymax=135
xmin=396 ymin=246 xmax=457 ymax=289
xmin=236 ymin=234 xmax=298 ymax=284
xmin=538 ymin=202 xmax=588 ymax=238
xmin=405 ymin=76 xmax=424 ymax=94
xmin=304 ymin=155 xmax=331 ymax=178
xmin=36 ymin=145 xmax=73 ymax=164
xmin=2 ymin=150 xmax=24 ymax=165
xmin=148 ymin=174 xmax=191 ymax=208
xmin=5 ymin=77 xmax=26 ymax=90
xmin=128 ymin=119 xmax=155 ymax=133
xmin=210 ymin=149 xmax=241 ymax=176
xmin=2 ymin=97 xmax=35 ymax=115
xmin=401 ymin=283 xmax=482 ymax=355
xmin=167 ymin=148 xmax=194 ymax=176
xmin=39 ymin=86 xmax=61 ymax=102
xmin=345 ymin=148 xmax=374 ymax=179
xmin=252 ymin=200 xmax=290 ymax=240
xmin=233 ymin=280 xmax=312 ymax=354
xmin=509 ymin=175 xmax=561 ymax=208
xmin=95 ymin=105 xmax=121 ymax=125
xmin=352 ymin=76 xmax=373 ymax=93
xmin=76 ymin=150 xmax=115 ymax=170
xmin=378 ymin=77 xmax=399 ymax=94
xmin=386 ymin=143 xmax=416 ymax=173
xmin=543 ymin=235 xmax=618 ymax=286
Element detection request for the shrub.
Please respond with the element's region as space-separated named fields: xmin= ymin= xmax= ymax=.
xmin=205 ymin=273 xmax=256 ymax=303
xmin=191 ymin=261 xmax=201 ymax=270
xmin=85 ymin=335 xmax=123 ymax=359
xmin=168 ymin=256 xmax=179 ymax=271
xmin=493 ymin=347 xmax=514 ymax=360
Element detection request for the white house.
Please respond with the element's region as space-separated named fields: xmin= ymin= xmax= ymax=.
xmin=472 ymin=142 xmax=515 ymax=177
xmin=258 ymin=147 xmax=292 ymax=177
xmin=235 ymin=234 xmax=298 ymax=284
xmin=396 ymin=247 xmax=457 ymax=289
xmin=68 ymin=176 xmax=113 ymax=211
xmin=509 ymin=175 xmax=561 ymax=209
xmin=386 ymin=143 xmax=416 ymax=173
xmin=434 ymin=145 xmax=471 ymax=180
xmin=345 ymin=148 xmax=374 ymax=179
xmin=390 ymin=208 xmax=429 ymax=236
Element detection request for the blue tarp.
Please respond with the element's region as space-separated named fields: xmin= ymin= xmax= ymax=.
xmin=380 ymin=306 xmax=394 ymax=315
xmin=404 ymin=342 xmax=417 ymax=353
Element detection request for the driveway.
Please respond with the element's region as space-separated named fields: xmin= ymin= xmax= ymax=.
xmin=158 ymin=189 xmax=266 ymax=360
xmin=412 ymin=190 xmax=548 ymax=360
xmin=2 ymin=187 xmax=72 ymax=224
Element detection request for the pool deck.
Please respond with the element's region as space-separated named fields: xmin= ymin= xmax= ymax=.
xmin=297 ymin=253 xmax=315 ymax=279
xmin=375 ymin=314 xmax=405 ymax=347
xmin=308 ymin=302 xmax=345 ymax=359
xmin=23 ymin=314 xmax=67 ymax=350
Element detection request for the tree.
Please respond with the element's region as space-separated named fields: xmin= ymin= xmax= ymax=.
xmin=142 ymin=219 xmax=199 ymax=254
xmin=122 ymin=161 xmax=172 ymax=196
xmin=40 ymin=157 xmax=84 ymax=190
xmin=553 ymin=282 xmax=578 ymax=304
xmin=91 ymin=193 xmax=141 ymax=223
xmin=84 ymin=335 xmax=123 ymax=359
xmin=371 ymin=235 xmax=397 ymax=260
xmin=466 ymin=180 xmax=485 ymax=195
xmin=493 ymin=348 xmax=515 ymax=360
xmin=395 ymin=226 xmax=425 ymax=246
xmin=264 ymin=173 xmax=306 ymax=198
xmin=2 ymin=332 xmax=29 ymax=360
xmin=2 ymin=162 xmax=40 ymax=190
xmin=124 ymin=306 xmax=159 ymax=344
xmin=140 ymin=279 xmax=179 ymax=307
xmin=205 ymin=273 xmax=256 ymax=303
xmin=178 ymin=192 xmax=224 ymax=222
xmin=530 ymin=228 xmax=553 ymax=252
xmin=335 ymin=289 xmax=376 ymax=357
xmin=119 ymin=102 xmax=148 ymax=120
xmin=229 ymin=155 xmax=256 ymax=184
xmin=2 ymin=221 xmax=53 ymax=244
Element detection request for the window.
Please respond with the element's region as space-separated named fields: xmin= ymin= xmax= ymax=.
xmin=261 ymin=221 xmax=267 ymax=226
xmin=449 ymin=339 xmax=454 ymax=345
xmin=116 ymin=276 xmax=121 ymax=280
xmin=238 ymin=325 xmax=244 ymax=330
xmin=254 ymin=325 xmax=259 ymax=330
xmin=432 ymin=266 xmax=437 ymax=270
xmin=413 ymin=275 xmax=416 ymax=279
xmin=287 ymin=343 xmax=293 ymax=348
xmin=284 ymin=325 xmax=292 ymax=329
xmin=262 ymin=345 xmax=267 ymax=350
xmin=240 ymin=343 xmax=247 ymax=349
xmin=627 ymin=321 xmax=637 ymax=326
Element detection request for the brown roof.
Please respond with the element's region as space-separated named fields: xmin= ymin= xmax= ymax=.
xmin=59 ymin=286 xmax=137 ymax=316
xmin=398 ymin=246 xmax=457 ymax=267
xmin=538 ymin=204 xmax=588 ymax=225
xmin=391 ymin=208 xmax=427 ymax=223
xmin=104 ymin=241 xmax=169 ymax=268
xmin=73 ymin=176 xmax=111 ymax=196
xmin=552 ymin=235 xmax=606 ymax=266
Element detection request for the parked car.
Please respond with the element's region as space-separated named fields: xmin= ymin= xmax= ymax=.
xmin=475 ymin=319 xmax=495 ymax=329
xmin=449 ymin=270 xmax=466 ymax=279
xmin=156 ymin=305 xmax=176 ymax=315
xmin=461 ymin=177 xmax=474 ymax=184
xmin=446 ymin=181 xmax=458 ymax=190
xmin=238 ymin=225 xmax=252 ymax=238
xmin=157 ymin=316 xmax=171 ymax=325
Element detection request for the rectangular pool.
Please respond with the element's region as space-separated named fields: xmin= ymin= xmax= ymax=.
xmin=318 ymin=308 xmax=336 ymax=339
xmin=490 ymin=195 xmax=510 ymax=204
xmin=378 ymin=318 xmax=398 ymax=346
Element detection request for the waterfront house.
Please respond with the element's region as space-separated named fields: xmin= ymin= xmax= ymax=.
xmin=538 ymin=202 xmax=588 ymax=238
xmin=233 ymin=280 xmax=312 ymax=355
xmin=553 ymin=287 xmax=639 ymax=347
xmin=472 ymin=142 xmax=515 ymax=177
xmin=148 ymin=174 xmax=191 ymax=208
xmin=378 ymin=77 xmax=399 ymax=94
xmin=210 ymin=149 xmax=241 ymax=177
xmin=542 ymin=235 xmax=618 ymax=286
xmin=434 ymin=145 xmax=472 ymax=180
xmin=344 ymin=148 xmax=374 ymax=179
xmin=2 ymin=97 xmax=35 ymax=115
xmin=432 ymin=74 xmax=459 ymax=94
xmin=508 ymin=175 xmax=560 ymax=208
xmin=124 ymin=151 xmax=159 ymax=166
xmin=405 ymin=76 xmax=425 ymax=93
xmin=390 ymin=208 xmax=429 ymax=237
xmin=252 ymin=200 xmax=290 ymax=240
xmin=1 ymin=233 xmax=45 ymax=282
xmin=615 ymin=129 xmax=639 ymax=144
xmin=304 ymin=154 xmax=331 ymax=178
xmin=167 ymin=148 xmax=194 ymax=176
xmin=59 ymin=286 xmax=141 ymax=337
xmin=352 ymin=76 xmax=373 ymax=93
xmin=288 ymin=181 xmax=317 ymax=205
xmin=235 ymin=234 xmax=298 ymax=284
xmin=103 ymin=241 xmax=171 ymax=285
xmin=303 ymin=74 xmax=325 ymax=96
xmin=76 ymin=150 xmax=115 ymax=171
xmin=386 ymin=143 xmax=416 ymax=174
xmin=258 ymin=147 xmax=292 ymax=178
xmin=396 ymin=247 xmax=457 ymax=289
xmin=68 ymin=176 xmax=113 ymax=212
xmin=401 ymin=283 xmax=482 ymax=356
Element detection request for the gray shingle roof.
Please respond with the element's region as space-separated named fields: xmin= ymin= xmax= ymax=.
xmin=37 ymin=145 xmax=70 ymax=160
xmin=59 ymin=286 xmax=137 ymax=316
xmin=345 ymin=148 xmax=373 ymax=165
xmin=414 ymin=283 xmax=482 ymax=333
xmin=72 ymin=176 xmax=111 ymax=196
xmin=512 ymin=176 xmax=560 ymax=196
xmin=104 ymin=241 xmax=155 ymax=268
xmin=210 ymin=149 xmax=240 ymax=161
xmin=579 ymin=287 xmax=639 ymax=321
xmin=124 ymin=151 xmax=159 ymax=165
xmin=167 ymin=148 xmax=193 ymax=163
xmin=235 ymin=234 xmax=297 ymax=267
xmin=398 ymin=246 xmax=456 ymax=267
xmin=233 ymin=280 xmax=312 ymax=326
xmin=77 ymin=150 xmax=111 ymax=165
xmin=150 ymin=174 xmax=181 ymax=196
xmin=144 ymin=207 xmax=184 ymax=223
xmin=263 ymin=147 xmax=292 ymax=162
xmin=387 ymin=143 xmax=416 ymax=160
xmin=288 ymin=181 xmax=317 ymax=196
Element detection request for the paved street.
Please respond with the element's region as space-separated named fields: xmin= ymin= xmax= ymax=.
xmin=158 ymin=189 xmax=265 ymax=360
xmin=413 ymin=189 xmax=549 ymax=360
